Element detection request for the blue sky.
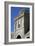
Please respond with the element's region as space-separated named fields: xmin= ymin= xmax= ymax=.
xmin=11 ymin=7 xmax=29 ymax=32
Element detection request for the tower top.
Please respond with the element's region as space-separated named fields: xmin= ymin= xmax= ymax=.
xmin=14 ymin=9 xmax=24 ymax=21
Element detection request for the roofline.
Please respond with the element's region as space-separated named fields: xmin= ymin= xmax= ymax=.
xmin=14 ymin=12 xmax=24 ymax=21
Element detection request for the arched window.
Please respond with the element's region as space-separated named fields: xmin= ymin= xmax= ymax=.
xmin=16 ymin=35 xmax=21 ymax=39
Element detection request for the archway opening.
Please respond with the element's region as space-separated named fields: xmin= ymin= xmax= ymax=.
xmin=16 ymin=35 xmax=21 ymax=39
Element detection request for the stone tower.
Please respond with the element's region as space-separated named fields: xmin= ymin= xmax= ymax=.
xmin=14 ymin=10 xmax=25 ymax=39
xmin=14 ymin=9 xmax=30 ymax=39
xmin=11 ymin=9 xmax=30 ymax=39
